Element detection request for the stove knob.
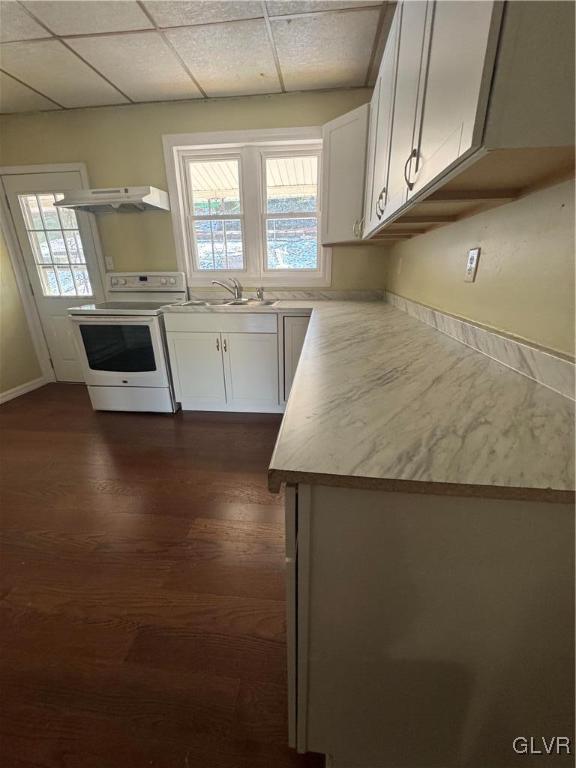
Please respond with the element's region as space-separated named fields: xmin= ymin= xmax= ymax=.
xmin=160 ymin=278 xmax=167 ymax=285
xmin=169 ymin=277 xmax=176 ymax=285
xmin=110 ymin=277 xmax=118 ymax=286
xmin=119 ymin=278 xmax=127 ymax=285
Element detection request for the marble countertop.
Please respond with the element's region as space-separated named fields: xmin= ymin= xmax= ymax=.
xmin=268 ymin=301 xmax=575 ymax=502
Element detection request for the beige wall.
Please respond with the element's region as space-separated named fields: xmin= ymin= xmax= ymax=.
xmin=0 ymin=227 xmax=42 ymax=393
xmin=385 ymin=179 xmax=575 ymax=358
xmin=0 ymin=90 xmax=389 ymax=288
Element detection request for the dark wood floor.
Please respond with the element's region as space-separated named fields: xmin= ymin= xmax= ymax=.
xmin=0 ymin=383 xmax=323 ymax=768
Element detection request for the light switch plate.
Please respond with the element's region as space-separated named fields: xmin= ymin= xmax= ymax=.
xmin=465 ymin=247 xmax=481 ymax=282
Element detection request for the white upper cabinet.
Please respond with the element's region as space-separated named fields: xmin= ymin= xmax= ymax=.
xmin=382 ymin=1 xmax=429 ymax=219
xmin=408 ymin=1 xmax=499 ymax=199
xmin=321 ymin=104 xmax=369 ymax=245
xmin=363 ymin=9 xmax=400 ymax=236
xmin=362 ymin=74 xmax=382 ymax=237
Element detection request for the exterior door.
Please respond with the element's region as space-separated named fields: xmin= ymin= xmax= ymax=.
xmin=2 ymin=170 xmax=105 ymax=382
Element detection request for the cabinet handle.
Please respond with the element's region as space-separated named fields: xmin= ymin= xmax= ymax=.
xmin=223 ymin=338 xmax=227 ymax=352
xmin=404 ymin=149 xmax=418 ymax=191
xmin=376 ymin=187 xmax=386 ymax=220
xmin=216 ymin=336 xmax=220 ymax=351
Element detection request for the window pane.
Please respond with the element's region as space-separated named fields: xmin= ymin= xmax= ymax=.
xmin=266 ymin=217 xmax=318 ymax=270
xmin=46 ymin=230 xmax=68 ymax=263
xmin=29 ymin=230 xmax=51 ymax=264
xmin=266 ymin=156 xmax=318 ymax=214
xmin=55 ymin=267 xmax=76 ymax=295
xmin=72 ymin=267 xmax=92 ymax=295
xmin=66 ymin=230 xmax=85 ymax=263
xmin=39 ymin=267 xmax=59 ymax=296
xmin=194 ymin=219 xmax=243 ymax=271
xmin=188 ymin=159 xmax=241 ymax=216
xmin=19 ymin=195 xmax=43 ymax=229
xmin=56 ymin=197 xmax=79 ymax=229
xmin=38 ymin=194 xmax=61 ymax=229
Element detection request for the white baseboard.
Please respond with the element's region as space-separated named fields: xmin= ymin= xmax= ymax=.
xmin=0 ymin=375 xmax=48 ymax=405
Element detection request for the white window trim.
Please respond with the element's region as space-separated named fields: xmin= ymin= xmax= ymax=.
xmin=162 ymin=128 xmax=331 ymax=288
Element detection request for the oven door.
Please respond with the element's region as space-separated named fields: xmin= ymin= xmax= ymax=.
xmin=70 ymin=315 xmax=169 ymax=388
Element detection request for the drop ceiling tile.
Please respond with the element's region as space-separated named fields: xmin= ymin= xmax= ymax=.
xmin=20 ymin=0 xmax=152 ymax=35
xmin=67 ymin=32 xmax=201 ymax=102
xmin=0 ymin=71 xmax=60 ymax=112
xmin=271 ymin=8 xmax=380 ymax=90
xmin=165 ymin=20 xmax=281 ymax=97
xmin=0 ymin=40 xmax=129 ymax=107
xmin=267 ymin=0 xmax=382 ymax=15
xmin=144 ymin=1 xmax=263 ymax=27
xmin=0 ymin=1 xmax=48 ymax=42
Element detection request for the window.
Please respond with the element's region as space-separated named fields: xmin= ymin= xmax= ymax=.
xmin=17 ymin=193 xmax=93 ymax=297
xmin=187 ymin=157 xmax=244 ymax=271
xmin=167 ymin=131 xmax=329 ymax=287
xmin=264 ymin=154 xmax=319 ymax=272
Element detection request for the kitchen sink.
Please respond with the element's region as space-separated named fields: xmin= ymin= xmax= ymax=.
xmin=182 ymin=298 xmax=277 ymax=307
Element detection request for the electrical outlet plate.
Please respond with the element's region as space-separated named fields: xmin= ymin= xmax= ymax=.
xmin=465 ymin=247 xmax=481 ymax=282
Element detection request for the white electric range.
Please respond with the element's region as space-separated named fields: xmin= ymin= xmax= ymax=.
xmin=68 ymin=272 xmax=187 ymax=413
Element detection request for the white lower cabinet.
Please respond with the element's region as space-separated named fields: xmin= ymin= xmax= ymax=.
xmin=168 ymin=332 xmax=227 ymax=409
xmin=223 ymin=332 xmax=279 ymax=410
xmin=165 ymin=312 xmax=281 ymax=413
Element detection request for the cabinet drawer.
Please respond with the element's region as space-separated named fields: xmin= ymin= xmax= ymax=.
xmin=165 ymin=312 xmax=277 ymax=334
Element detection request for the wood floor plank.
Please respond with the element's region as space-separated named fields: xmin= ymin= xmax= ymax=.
xmin=0 ymin=384 xmax=321 ymax=766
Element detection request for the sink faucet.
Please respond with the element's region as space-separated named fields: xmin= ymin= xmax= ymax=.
xmin=211 ymin=278 xmax=243 ymax=300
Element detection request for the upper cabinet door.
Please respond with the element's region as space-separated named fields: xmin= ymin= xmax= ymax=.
xmin=363 ymin=8 xmax=401 ymax=236
xmin=362 ymin=76 xmax=382 ymax=237
xmin=321 ymin=103 xmax=369 ymax=245
xmin=408 ymin=1 xmax=500 ymax=199
xmin=381 ymin=1 xmax=430 ymax=221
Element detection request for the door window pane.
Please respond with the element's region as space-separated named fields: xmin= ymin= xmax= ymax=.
xmin=17 ymin=193 xmax=94 ymax=297
xmin=47 ymin=230 xmax=68 ymax=262
xmin=194 ymin=219 xmax=243 ymax=270
xmin=55 ymin=267 xmax=76 ymax=295
xmin=72 ymin=267 xmax=92 ymax=295
xmin=266 ymin=156 xmax=318 ymax=214
xmin=29 ymin=230 xmax=51 ymax=264
xmin=39 ymin=266 xmax=59 ymax=296
xmin=266 ymin=218 xmax=318 ymax=270
xmin=38 ymin=194 xmax=61 ymax=229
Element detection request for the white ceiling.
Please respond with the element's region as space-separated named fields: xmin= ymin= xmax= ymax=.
xmin=0 ymin=0 xmax=394 ymax=113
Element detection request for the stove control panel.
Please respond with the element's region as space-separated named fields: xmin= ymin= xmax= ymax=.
xmin=107 ymin=272 xmax=186 ymax=292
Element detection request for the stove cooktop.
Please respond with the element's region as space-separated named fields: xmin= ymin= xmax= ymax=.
xmin=68 ymin=301 xmax=180 ymax=316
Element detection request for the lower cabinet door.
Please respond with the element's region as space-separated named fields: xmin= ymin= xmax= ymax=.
xmin=167 ymin=331 xmax=227 ymax=409
xmin=223 ymin=332 xmax=279 ymax=410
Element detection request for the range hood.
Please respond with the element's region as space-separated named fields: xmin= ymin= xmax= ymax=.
xmin=55 ymin=186 xmax=170 ymax=214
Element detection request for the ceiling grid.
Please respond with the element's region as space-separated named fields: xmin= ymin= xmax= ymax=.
xmin=0 ymin=0 xmax=393 ymax=114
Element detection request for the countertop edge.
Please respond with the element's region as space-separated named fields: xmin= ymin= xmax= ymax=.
xmin=267 ymin=469 xmax=575 ymax=505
